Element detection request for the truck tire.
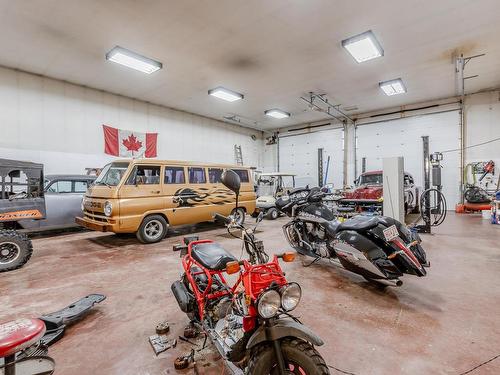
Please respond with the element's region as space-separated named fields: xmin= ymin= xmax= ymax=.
xmin=0 ymin=230 xmax=33 ymax=272
xmin=136 ymin=215 xmax=168 ymax=244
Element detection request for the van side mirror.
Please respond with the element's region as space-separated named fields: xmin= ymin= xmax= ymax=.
xmin=221 ymin=170 xmax=241 ymax=196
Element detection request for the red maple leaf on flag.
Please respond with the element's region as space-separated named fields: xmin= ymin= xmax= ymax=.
xmin=122 ymin=134 xmax=143 ymax=152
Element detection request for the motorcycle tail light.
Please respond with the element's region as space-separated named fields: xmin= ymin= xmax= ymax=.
xmin=242 ymin=316 xmax=256 ymax=332
xmin=225 ymin=261 xmax=240 ymax=274
xmin=281 ymin=252 xmax=296 ymax=262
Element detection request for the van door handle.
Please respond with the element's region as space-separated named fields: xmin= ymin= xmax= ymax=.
xmin=151 ymin=190 xmax=161 ymax=194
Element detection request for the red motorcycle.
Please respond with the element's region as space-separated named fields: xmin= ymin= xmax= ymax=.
xmin=171 ymin=170 xmax=329 ymax=374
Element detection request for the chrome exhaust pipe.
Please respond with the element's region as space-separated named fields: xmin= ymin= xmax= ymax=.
xmin=374 ymin=278 xmax=403 ymax=287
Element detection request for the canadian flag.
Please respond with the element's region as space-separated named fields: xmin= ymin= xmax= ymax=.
xmin=103 ymin=125 xmax=158 ymax=158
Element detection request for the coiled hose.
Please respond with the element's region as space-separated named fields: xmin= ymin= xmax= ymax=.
xmin=419 ymin=188 xmax=447 ymax=227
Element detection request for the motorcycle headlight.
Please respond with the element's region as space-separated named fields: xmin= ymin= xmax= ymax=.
xmin=281 ymin=283 xmax=302 ymax=312
xmin=257 ymin=290 xmax=281 ymax=319
xmin=104 ymin=201 xmax=113 ymax=217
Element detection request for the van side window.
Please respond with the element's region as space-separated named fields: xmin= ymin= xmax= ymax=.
xmin=208 ymin=168 xmax=223 ymax=183
xmin=126 ymin=166 xmax=161 ymax=185
xmin=234 ymin=169 xmax=249 ymax=183
xmin=188 ymin=167 xmax=206 ymax=184
xmin=165 ymin=166 xmax=185 ymax=184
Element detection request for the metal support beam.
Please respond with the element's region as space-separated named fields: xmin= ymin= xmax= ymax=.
xmin=455 ymin=53 xmax=484 ymax=203
xmin=418 ymin=135 xmax=432 ymax=234
xmin=318 ymin=148 xmax=324 ymax=187
xmin=342 ymin=122 xmax=348 ymax=187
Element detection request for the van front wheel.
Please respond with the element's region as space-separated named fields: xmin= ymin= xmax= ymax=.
xmin=231 ymin=208 xmax=245 ymax=225
xmin=136 ymin=215 xmax=168 ymax=244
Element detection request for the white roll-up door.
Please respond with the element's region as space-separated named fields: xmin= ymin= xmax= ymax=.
xmin=356 ymin=111 xmax=461 ymax=205
xmin=279 ymin=127 xmax=344 ymax=188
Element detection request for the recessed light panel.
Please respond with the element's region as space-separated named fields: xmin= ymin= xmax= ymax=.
xmin=208 ymin=87 xmax=244 ymax=102
xmin=265 ymin=109 xmax=290 ymax=119
xmin=342 ymin=30 xmax=384 ymax=63
xmin=379 ymin=78 xmax=407 ymax=96
xmin=106 ymin=46 xmax=162 ymax=74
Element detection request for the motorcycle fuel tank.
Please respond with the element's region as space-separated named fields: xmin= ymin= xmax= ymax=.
xmin=301 ymin=203 xmax=335 ymax=221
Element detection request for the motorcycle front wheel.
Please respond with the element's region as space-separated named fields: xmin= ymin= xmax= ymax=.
xmin=283 ymin=224 xmax=301 ymax=249
xmin=247 ymin=338 xmax=330 ymax=374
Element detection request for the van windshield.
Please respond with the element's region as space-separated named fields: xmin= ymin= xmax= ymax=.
xmin=94 ymin=162 xmax=130 ymax=187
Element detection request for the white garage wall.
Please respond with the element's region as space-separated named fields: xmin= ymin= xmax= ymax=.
xmin=264 ymin=91 xmax=500 ymax=206
xmin=356 ymin=111 xmax=461 ymax=205
xmin=278 ymin=127 xmax=344 ymax=188
xmin=0 ymin=67 xmax=263 ymax=175
xmin=465 ymin=91 xmax=500 ymax=173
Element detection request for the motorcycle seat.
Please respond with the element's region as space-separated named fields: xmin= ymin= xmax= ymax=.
xmin=191 ymin=242 xmax=237 ymax=271
xmin=337 ymin=216 xmax=379 ymax=232
xmin=324 ymin=221 xmax=341 ymax=236
xmin=0 ymin=318 xmax=46 ymax=358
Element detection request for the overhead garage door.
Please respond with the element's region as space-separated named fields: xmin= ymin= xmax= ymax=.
xmin=356 ymin=111 xmax=461 ymax=205
xmin=279 ymin=127 xmax=344 ymax=188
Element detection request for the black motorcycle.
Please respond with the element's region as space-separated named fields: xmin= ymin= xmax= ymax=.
xmin=276 ymin=187 xmax=429 ymax=286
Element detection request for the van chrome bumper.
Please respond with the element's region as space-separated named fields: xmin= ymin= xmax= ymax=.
xmin=75 ymin=217 xmax=111 ymax=232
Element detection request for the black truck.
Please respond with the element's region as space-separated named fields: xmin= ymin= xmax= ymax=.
xmin=0 ymin=158 xmax=46 ymax=272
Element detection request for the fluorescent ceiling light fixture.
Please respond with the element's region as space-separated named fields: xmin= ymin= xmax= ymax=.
xmin=265 ymin=109 xmax=290 ymax=119
xmin=106 ymin=46 xmax=162 ymax=74
xmin=342 ymin=30 xmax=384 ymax=63
xmin=208 ymin=87 xmax=244 ymax=102
xmin=379 ymin=78 xmax=407 ymax=96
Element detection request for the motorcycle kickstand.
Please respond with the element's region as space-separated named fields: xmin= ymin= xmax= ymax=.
xmin=302 ymin=256 xmax=321 ymax=267
xmin=197 ymin=333 xmax=208 ymax=352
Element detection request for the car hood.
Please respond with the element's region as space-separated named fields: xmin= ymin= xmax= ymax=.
xmin=344 ymin=185 xmax=383 ymax=199
xmin=85 ymin=185 xmax=119 ymax=199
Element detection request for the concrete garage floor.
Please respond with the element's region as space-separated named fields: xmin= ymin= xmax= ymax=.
xmin=1 ymin=213 xmax=499 ymax=375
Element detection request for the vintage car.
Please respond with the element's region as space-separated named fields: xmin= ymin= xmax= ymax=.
xmin=340 ymin=170 xmax=420 ymax=215
xmin=18 ymin=174 xmax=96 ymax=231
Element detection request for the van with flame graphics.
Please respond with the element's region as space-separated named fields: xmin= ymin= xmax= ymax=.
xmin=76 ymin=160 xmax=256 ymax=243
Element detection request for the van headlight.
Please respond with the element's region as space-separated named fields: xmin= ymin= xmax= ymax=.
xmin=281 ymin=283 xmax=302 ymax=312
xmin=104 ymin=201 xmax=113 ymax=217
xmin=257 ymin=290 xmax=281 ymax=319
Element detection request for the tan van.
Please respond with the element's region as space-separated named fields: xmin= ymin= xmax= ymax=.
xmin=75 ymin=159 xmax=256 ymax=243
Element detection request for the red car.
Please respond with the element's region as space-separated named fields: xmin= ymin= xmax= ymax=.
xmin=340 ymin=170 xmax=420 ymax=214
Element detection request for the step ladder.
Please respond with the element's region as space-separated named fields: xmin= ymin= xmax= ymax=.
xmin=234 ymin=145 xmax=243 ymax=165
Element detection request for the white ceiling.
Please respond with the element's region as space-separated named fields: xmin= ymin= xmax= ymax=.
xmin=1 ymin=0 xmax=500 ymax=130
